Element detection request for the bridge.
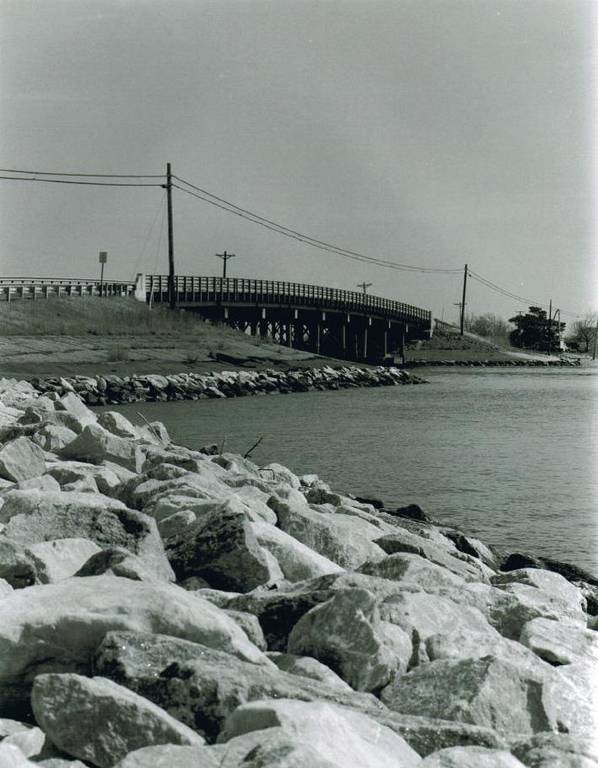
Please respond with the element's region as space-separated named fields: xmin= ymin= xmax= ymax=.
xmin=143 ymin=274 xmax=432 ymax=362
xmin=0 ymin=273 xmax=432 ymax=362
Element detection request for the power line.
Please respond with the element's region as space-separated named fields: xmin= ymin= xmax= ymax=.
xmin=172 ymin=180 xmax=461 ymax=275
xmin=0 ymin=175 xmax=163 ymax=187
xmin=0 ymin=168 xmax=164 ymax=178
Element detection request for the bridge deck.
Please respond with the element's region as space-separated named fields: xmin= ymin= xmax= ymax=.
xmin=146 ymin=275 xmax=431 ymax=327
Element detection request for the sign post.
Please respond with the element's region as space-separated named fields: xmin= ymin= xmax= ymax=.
xmin=99 ymin=251 xmax=107 ymax=296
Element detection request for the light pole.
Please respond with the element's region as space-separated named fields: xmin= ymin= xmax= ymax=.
xmin=357 ymin=282 xmax=372 ymax=295
xmin=98 ymin=251 xmax=107 ymax=296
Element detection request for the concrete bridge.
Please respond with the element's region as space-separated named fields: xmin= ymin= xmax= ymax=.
xmin=143 ymin=274 xmax=432 ymax=362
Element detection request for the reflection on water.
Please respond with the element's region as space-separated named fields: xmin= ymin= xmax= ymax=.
xmin=112 ymin=367 xmax=598 ymax=575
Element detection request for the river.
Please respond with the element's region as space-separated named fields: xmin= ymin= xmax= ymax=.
xmin=112 ymin=366 xmax=598 ymax=576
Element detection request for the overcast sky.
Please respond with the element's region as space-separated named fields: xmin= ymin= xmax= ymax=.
xmin=0 ymin=0 xmax=595 ymax=322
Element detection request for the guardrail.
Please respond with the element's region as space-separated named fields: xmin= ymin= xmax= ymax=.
xmin=145 ymin=275 xmax=432 ymax=326
xmin=0 ymin=278 xmax=135 ymax=301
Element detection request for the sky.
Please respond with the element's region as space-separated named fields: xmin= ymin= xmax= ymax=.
xmin=0 ymin=0 xmax=596 ymax=324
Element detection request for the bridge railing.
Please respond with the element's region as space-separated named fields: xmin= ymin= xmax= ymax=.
xmin=0 ymin=277 xmax=135 ymax=301
xmin=145 ymin=275 xmax=432 ymax=326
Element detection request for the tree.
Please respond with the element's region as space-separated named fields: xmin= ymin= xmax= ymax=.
xmin=508 ymin=306 xmax=565 ymax=351
xmin=565 ymin=313 xmax=597 ymax=353
xmin=464 ymin=313 xmax=512 ymax=345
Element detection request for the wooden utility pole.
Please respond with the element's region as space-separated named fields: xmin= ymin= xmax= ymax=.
xmin=217 ymin=251 xmax=236 ymax=279
xmin=547 ymin=299 xmax=552 ymax=355
xmin=357 ymin=282 xmax=372 ymax=295
xmin=592 ymin=315 xmax=598 ymax=360
xmin=459 ymin=264 xmax=468 ymax=336
xmin=166 ymin=162 xmax=175 ymax=309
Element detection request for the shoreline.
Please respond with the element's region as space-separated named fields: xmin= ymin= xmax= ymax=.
xmin=0 ymin=377 xmax=596 ymax=766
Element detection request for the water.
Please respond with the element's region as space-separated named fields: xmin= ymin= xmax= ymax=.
xmin=112 ymin=367 xmax=598 ymax=575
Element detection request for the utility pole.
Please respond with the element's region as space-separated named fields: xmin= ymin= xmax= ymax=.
xmin=166 ymin=162 xmax=175 ymax=309
xmin=547 ymin=299 xmax=552 ymax=355
xmin=98 ymin=251 xmax=107 ymax=297
xmin=592 ymin=314 xmax=598 ymax=360
xmin=357 ymin=282 xmax=372 ymax=295
xmin=217 ymin=251 xmax=236 ymax=279
xmin=459 ymin=263 xmax=468 ymax=336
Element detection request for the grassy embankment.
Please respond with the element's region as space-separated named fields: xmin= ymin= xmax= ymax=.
xmin=0 ymin=297 xmax=317 ymax=378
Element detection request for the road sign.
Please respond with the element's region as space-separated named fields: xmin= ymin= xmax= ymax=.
xmin=99 ymin=251 xmax=108 ymax=264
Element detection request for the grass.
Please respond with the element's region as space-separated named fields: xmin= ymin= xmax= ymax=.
xmin=0 ymin=296 xmax=262 ymax=345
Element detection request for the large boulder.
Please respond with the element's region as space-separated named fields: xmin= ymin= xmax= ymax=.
xmin=32 ymin=674 xmax=204 ymax=768
xmin=112 ymin=745 xmax=220 ymax=768
xmin=520 ymin=617 xmax=598 ymax=665
xmin=59 ymin=424 xmax=143 ymax=472
xmin=94 ymin=631 xmax=383 ymax=743
xmin=420 ymin=746 xmax=526 ymax=767
xmin=166 ymin=502 xmax=279 ymax=592
xmin=32 ymin=424 xmax=78 ymax=452
xmin=218 ymin=699 xmax=421 ymax=768
xmin=510 ymin=732 xmax=598 ymax=768
xmin=287 ymin=588 xmax=410 ymax=691
xmin=0 ymin=490 xmax=173 ymax=581
xmin=251 ymin=521 xmax=343 ymax=582
xmin=267 ymin=653 xmax=353 ymax=692
xmin=22 ymin=538 xmax=102 ymax=583
xmin=359 ymin=553 xmax=466 ymax=592
xmin=379 ymin=590 xmax=500 ymax=665
xmin=541 ymin=660 xmax=598 ymax=739
xmin=380 ymin=655 xmax=553 ymax=737
xmin=269 ymin=491 xmax=386 ymax=569
xmin=0 ymin=437 xmax=46 ymax=483
xmin=492 ymin=568 xmax=587 ymax=621
xmin=0 ymin=576 xmax=269 ymax=714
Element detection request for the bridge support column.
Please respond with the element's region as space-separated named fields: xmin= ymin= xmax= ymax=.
xmin=342 ymin=323 xmax=347 ymax=352
xmin=363 ymin=326 xmax=368 ymax=360
xmin=316 ymin=322 xmax=321 ymax=354
xmin=384 ymin=329 xmax=388 ymax=357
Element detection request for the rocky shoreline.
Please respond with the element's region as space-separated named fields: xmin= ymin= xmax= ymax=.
xmin=0 ymin=377 xmax=597 ymax=767
xmin=28 ymin=365 xmax=425 ymax=407
xmin=403 ymin=358 xmax=581 ymax=368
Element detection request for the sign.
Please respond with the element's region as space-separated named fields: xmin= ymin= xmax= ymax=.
xmin=99 ymin=251 xmax=108 ymax=264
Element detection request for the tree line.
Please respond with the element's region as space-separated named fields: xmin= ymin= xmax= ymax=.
xmin=464 ymin=309 xmax=596 ymax=354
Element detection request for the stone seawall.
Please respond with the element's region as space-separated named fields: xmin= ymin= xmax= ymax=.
xmin=29 ymin=365 xmax=425 ymax=406
xmin=404 ymin=358 xmax=581 ymax=368
xmin=0 ymin=377 xmax=596 ymax=768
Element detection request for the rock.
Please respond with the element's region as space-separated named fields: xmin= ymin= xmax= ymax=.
xmin=0 ymin=722 xmax=46 ymax=758
xmin=0 ymin=579 xmax=12 ymax=597
xmin=442 ymin=530 xmax=498 ymax=568
xmin=212 ymin=727 xmax=342 ymax=768
xmin=59 ymin=424 xmax=144 ymax=472
xmin=157 ymin=510 xmax=196 ymax=540
xmin=94 ymin=631 xmax=382 ymax=743
xmin=359 ymin=553 xmax=466 ymax=592
xmin=380 ymin=655 xmax=552 ymax=737
xmin=97 ymin=411 xmax=140 ymax=438
xmin=541 ymin=660 xmax=598 ymax=739
xmin=520 ymin=617 xmax=598 ymax=665
xmin=166 ymin=502 xmax=277 ymax=592
xmin=112 ymin=745 xmax=220 ymax=768
xmin=420 ymin=746 xmax=526 ymax=767
xmin=492 ymin=568 xmax=586 ymax=614
xmin=270 ymin=490 xmax=386 ymax=569
xmin=75 ymin=548 xmax=157 ymax=582
xmin=501 ymin=553 xmax=598 ymax=588
xmin=32 ymin=424 xmax=78 ymax=452
xmin=225 ymin=584 xmax=333 ymax=651
xmin=0 ymin=437 xmax=46 ymax=483
xmin=223 ymin=610 xmax=267 ymax=651
xmin=267 ymin=653 xmax=353 ymax=692
xmin=386 ymin=503 xmax=431 ymax=522
xmin=510 ymin=732 xmax=598 ymax=768
xmin=16 ymin=475 xmax=61 ymax=493
xmin=287 ymin=588 xmax=409 ymax=691
xmin=219 ymin=699 xmax=421 ymax=768
xmin=31 ymin=674 xmax=204 ymax=768
xmin=37 ymin=760 xmax=88 ymax=768
xmin=0 ymin=491 xmax=173 ymax=582
xmin=0 ymin=576 xmax=269 ymax=714
xmin=251 ymin=521 xmax=343 ymax=582
xmin=0 ymin=541 xmax=37 ymax=588
xmin=55 ymin=392 xmax=97 ymax=431
xmin=24 ymin=539 xmax=102 ymax=583
xmin=375 ymin=532 xmax=490 ymax=582
xmin=46 ymin=462 xmax=122 ymax=495
xmin=379 ymin=590 xmax=501 ymax=665
xmin=0 ymin=743 xmax=37 ymax=767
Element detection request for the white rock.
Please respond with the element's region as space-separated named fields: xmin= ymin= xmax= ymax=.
xmin=420 ymin=746 xmax=526 ymax=767
xmin=219 ymin=698 xmax=421 ymax=768
xmin=521 ymin=617 xmax=598 ymax=665
xmin=112 ymin=745 xmax=219 ymax=768
xmin=24 ymin=538 xmax=102 ymax=583
xmin=251 ymin=521 xmax=343 ymax=582
xmin=59 ymin=424 xmax=144 ymax=472
xmin=32 ymin=674 xmax=204 ymax=768
xmin=0 ymin=438 xmax=46 ymax=483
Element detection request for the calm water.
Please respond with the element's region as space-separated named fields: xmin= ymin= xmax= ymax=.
xmin=113 ymin=367 xmax=598 ymax=575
